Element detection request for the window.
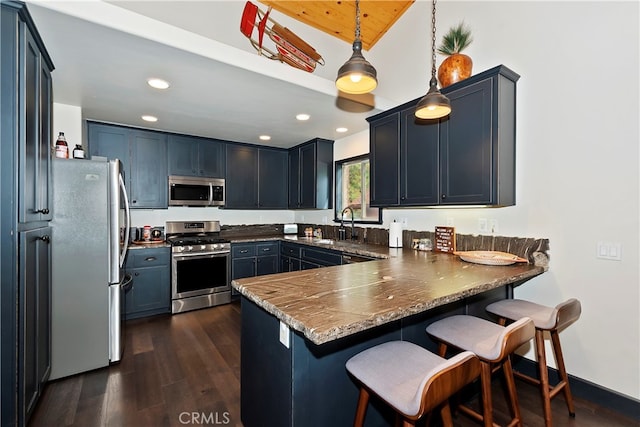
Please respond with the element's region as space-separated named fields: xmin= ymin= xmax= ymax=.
xmin=334 ymin=155 xmax=381 ymax=224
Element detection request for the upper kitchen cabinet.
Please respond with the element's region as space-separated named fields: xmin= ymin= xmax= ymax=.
xmin=288 ymin=138 xmax=333 ymax=209
xmin=87 ymin=122 xmax=168 ymax=209
xmin=1 ymin=3 xmax=55 ymax=426
xmin=368 ymin=65 xmax=519 ymax=207
xmin=4 ymin=4 xmax=55 ymax=224
xmin=225 ymin=144 xmax=288 ymax=209
xmin=129 ymin=129 xmax=168 ymax=208
xmin=168 ymin=134 xmax=225 ymax=178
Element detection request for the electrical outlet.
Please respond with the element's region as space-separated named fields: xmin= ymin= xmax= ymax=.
xmin=489 ymin=219 xmax=498 ymax=234
xmin=597 ymin=242 xmax=622 ymax=261
xmin=478 ymin=218 xmax=488 ymax=233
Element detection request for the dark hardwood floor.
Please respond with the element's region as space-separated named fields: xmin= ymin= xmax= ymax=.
xmin=30 ymin=300 xmax=636 ymax=427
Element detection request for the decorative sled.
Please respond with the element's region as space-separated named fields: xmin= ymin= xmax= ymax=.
xmin=240 ymin=1 xmax=325 ymax=73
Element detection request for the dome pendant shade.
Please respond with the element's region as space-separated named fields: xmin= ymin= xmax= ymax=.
xmin=415 ymin=79 xmax=451 ymax=120
xmin=335 ymin=40 xmax=377 ymax=94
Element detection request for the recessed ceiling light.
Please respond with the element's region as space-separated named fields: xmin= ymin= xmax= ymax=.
xmin=296 ymin=114 xmax=310 ymax=121
xmin=141 ymin=115 xmax=158 ymax=122
xmin=259 ymin=135 xmax=271 ymax=141
xmin=336 ymin=127 xmax=348 ymax=133
xmin=147 ymin=78 xmax=170 ymax=90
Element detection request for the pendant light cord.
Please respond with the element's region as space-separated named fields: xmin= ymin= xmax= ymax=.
xmin=431 ymin=0 xmax=437 ymax=79
xmin=355 ymin=0 xmax=361 ymax=41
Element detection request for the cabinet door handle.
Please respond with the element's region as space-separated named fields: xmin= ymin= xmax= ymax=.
xmin=262 ymin=248 xmax=270 ymax=252
xmin=441 ymin=194 xmax=446 ymax=199
xmin=145 ymin=256 xmax=157 ymax=262
xmin=35 ymin=208 xmax=50 ymax=214
xmin=240 ymin=249 xmax=248 ymax=254
xmin=39 ymin=235 xmax=50 ymax=243
xmin=134 ymin=272 xmax=140 ymax=276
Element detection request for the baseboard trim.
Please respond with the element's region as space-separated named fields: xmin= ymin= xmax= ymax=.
xmin=512 ymin=356 xmax=640 ymax=421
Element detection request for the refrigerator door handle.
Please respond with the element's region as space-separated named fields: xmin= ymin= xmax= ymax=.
xmin=119 ymin=173 xmax=131 ymax=268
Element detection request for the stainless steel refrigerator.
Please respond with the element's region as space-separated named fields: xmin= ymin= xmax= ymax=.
xmin=50 ymin=158 xmax=131 ymax=380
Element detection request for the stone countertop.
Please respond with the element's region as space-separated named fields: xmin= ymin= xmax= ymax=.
xmin=232 ymin=246 xmax=547 ymax=345
xmin=127 ymin=241 xmax=171 ymax=249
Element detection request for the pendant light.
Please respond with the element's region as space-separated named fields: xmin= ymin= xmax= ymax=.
xmin=335 ymin=0 xmax=377 ymax=94
xmin=415 ymin=0 xmax=451 ymax=119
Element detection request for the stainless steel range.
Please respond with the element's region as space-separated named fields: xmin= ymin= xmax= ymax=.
xmin=166 ymin=220 xmax=231 ymax=314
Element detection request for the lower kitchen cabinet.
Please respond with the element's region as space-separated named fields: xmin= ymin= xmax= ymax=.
xmin=232 ymin=242 xmax=279 ymax=296
xmin=18 ymin=226 xmax=52 ymax=424
xmin=280 ymin=241 xmax=342 ymax=271
xmin=124 ymin=247 xmax=171 ymax=320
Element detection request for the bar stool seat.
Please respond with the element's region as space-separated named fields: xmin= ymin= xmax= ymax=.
xmin=426 ymin=315 xmax=535 ymax=427
xmin=486 ymin=298 xmax=581 ymax=427
xmin=346 ymin=341 xmax=480 ymax=427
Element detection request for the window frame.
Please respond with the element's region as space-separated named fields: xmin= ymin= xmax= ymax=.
xmin=334 ymin=154 xmax=382 ymax=225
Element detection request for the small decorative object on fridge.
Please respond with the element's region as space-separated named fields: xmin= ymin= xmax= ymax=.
xmin=54 ymin=132 xmax=69 ymax=159
xmin=72 ymin=144 xmax=85 ymax=159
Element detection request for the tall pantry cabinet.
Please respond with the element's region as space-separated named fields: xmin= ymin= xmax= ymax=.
xmin=1 ymin=2 xmax=55 ymax=426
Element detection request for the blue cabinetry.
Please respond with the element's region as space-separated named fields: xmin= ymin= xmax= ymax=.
xmin=168 ymin=134 xmax=225 ymax=178
xmin=225 ymin=145 xmax=288 ymax=209
xmin=124 ymin=247 xmax=171 ymax=319
xmin=1 ymin=3 xmax=55 ymax=425
xmin=232 ymin=241 xmax=280 ymax=296
xmin=288 ymin=138 xmax=333 ymax=209
xmin=368 ymin=65 xmax=519 ymax=207
xmin=88 ymin=121 xmax=168 ymax=209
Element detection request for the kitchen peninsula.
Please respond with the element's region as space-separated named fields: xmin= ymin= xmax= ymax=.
xmin=232 ymin=244 xmax=547 ymax=427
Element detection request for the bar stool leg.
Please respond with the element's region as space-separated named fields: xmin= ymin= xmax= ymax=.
xmin=480 ymin=362 xmax=494 ymax=427
xmin=502 ymin=356 xmax=523 ymax=427
xmin=534 ymin=330 xmax=553 ymax=427
xmin=440 ymin=402 xmax=454 ymax=427
xmin=354 ymin=388 xmax=370 ymax=427
xmin=551 ymin=330 xmax=576 ymax=417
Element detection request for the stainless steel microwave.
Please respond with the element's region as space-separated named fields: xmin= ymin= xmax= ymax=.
xmin=168 ymin=176 xmax=225 ymax=207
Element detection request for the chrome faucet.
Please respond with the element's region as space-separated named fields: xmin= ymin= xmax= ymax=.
xmin=339 ymin=207 xmax=357 ymax=241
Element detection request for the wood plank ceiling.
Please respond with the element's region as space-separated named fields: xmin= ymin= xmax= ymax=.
xmin=259 ymin=1 xmax=415 ymax=51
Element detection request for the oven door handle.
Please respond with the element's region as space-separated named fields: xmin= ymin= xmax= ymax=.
xmin=173 ymin=251 xmax=230 ymax=260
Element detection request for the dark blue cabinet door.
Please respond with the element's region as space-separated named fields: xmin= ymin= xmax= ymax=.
xmin=168 ymin=135 xmax=225 ymax=178
xmin=258 ymin=149 xmax=288 ymax=208
xmin=124 ymin=248 xmax=170 ymax=319
xmin=130 ymin=130 xmax=168 ymax=208
xmin=439 ymin=78 xmax=493 ymax=204
xmin=400 ymin=107 xmax=440 ymax=205
xmin=199 ymin=138 xmax=225 ymax=178
xmin=288 ymin=148 xmax=300 ymax=208
xmin=225 ymin=145 xmax=258 ymax=208
xmin=232 ymin=257 xmax=256 ymax=279
xmin=88 ymin=122 xmax=131 ymax=186
xmin=256 ymin=255 xmax=279 ymax=276
xmin=370 ymin=114 xmax=400 ymax=206
xmin=168 ymin=135 xmax=198 ymax=176
xmin=20 ymin=29 xmax=52 ymax=223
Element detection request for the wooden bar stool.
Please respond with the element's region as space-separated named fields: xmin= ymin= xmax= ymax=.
xmin=426 ymin=316 xmax=535 ymax=427
xmin=345 ymin=341 xmax=481 ymax=427
xmin=486 ymin=298 xmax=581 ymax=427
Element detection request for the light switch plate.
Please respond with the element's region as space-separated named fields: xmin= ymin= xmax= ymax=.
xmin=279 ymin=321 xmax=290 ymax=348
